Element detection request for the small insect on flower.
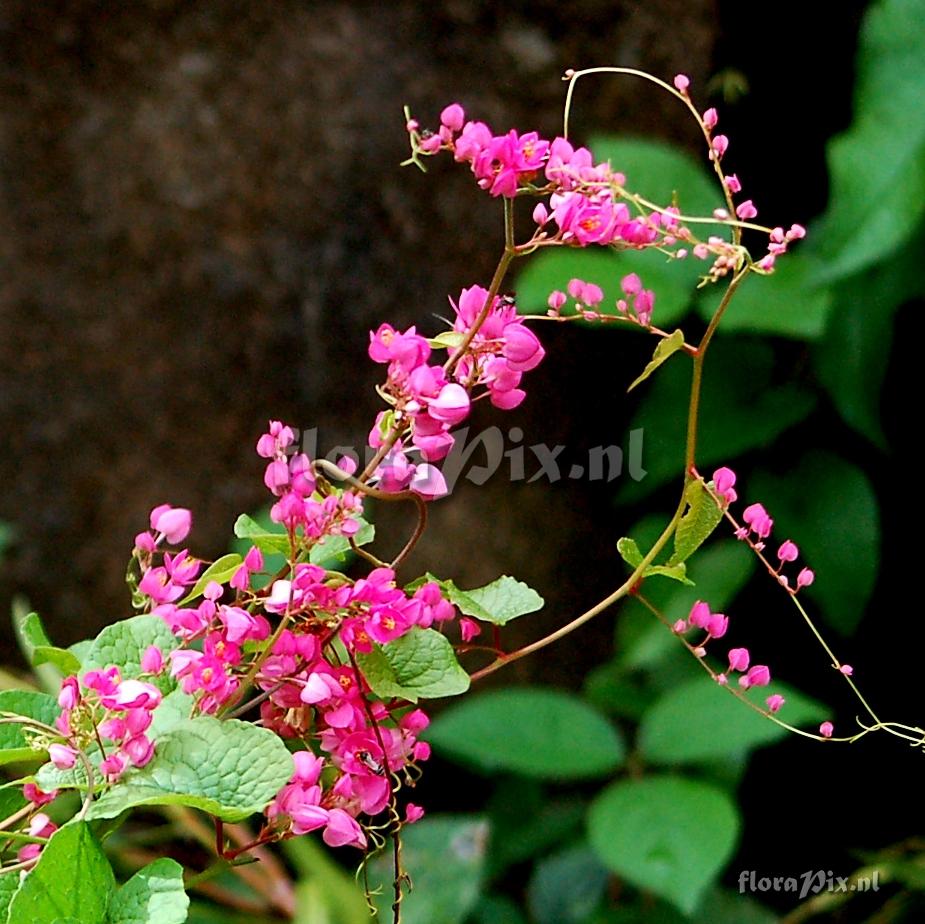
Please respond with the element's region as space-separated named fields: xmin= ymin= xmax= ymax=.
xmin=356 ymin=749 xmax=386 ymax=775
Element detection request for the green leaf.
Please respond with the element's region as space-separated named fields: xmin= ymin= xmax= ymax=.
xmin=426 ymin=687 xmax=624 ymax=779
xmin=628 ymin=330 xmax=687 ymax=392
xmin=697 ymin=254 xmax=834 ymax=340
xmin=429 ymin=330 xmax=466 ymax=350
xmin=587 ymin=776 xmax=740 ymax=915
xmin=616 ymin=537 xmax=692 ymax=585
xmin=369 ymin=816 xmax=488 ymax=924
xmin=11 ymin=604 xmax=65 ymax=694
xmin=469 ymin=896 xmax=527 ymax=924
xmin=751 ymin=451 xmax=879 ymax=634
xmin=590 ymin=135 xmax=724 ymax=219
xmin=356 ymin=627 xmax=469 ymax=703
xmin=233 ymin=513 xmax=291 ymax=556
xmin=813 ymin=0 xmax=925 ymax=281
xmin=442 ymin=575 xmax=544 ymax=626
xmin=106 ymin=858 xmax=189 ymax=924
xmin=7 ymin=821 xmax=115 ymax=924
xmin=32 ymin=645 xmax=82 ymax=676
xmin=85 ymin=715 xmax=294 ymax=822
xmin=14 ymin=608 xmax=80 ymax=679
xmin=0 ymin=872 xmax=19 ymax=923
xmin=179 ymin=554 xmax=243 ymax=605
xmin=813 ymin=225 xmax=925 ymax=447
xmin=84 ymin=615 xmax=179 ymax=691
xmin=0 ymin=690 xmax=60 ymax=766
xmin=668 ymin=479 xmax=724 ymax=565
xmin=309 ymin=518 xmax=375 ymax=567
xmin=617 ymin=339 xmax=816 ymax=502
xmin=526 ymin=844 xmax=609 ymax=924
xmin=639 ymin=677 xmax=827 ymax=764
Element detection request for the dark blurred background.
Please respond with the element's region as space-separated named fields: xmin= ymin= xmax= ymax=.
xmin=2 ymin=0 xmax=920 ymax=917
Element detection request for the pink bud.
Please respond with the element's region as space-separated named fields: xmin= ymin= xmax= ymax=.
xmin=48 ymin=743 xmax=77 ymax=770
xmin=702 ymin=108 xmax=718 ymax=130
xmin=582 ymin=283 xmax=604 ymax=307
xmin=440 ymin=103 xmax=465 ymax=132
xmin=728 ymin=647 xmax=750 ymax=672
xmin=711 ymin=135 xmax=729 ymax=158
xmin=58 ymin=676 xmax=80 ymax=711
xmin=787 ymin=223 xmax=806 ymax=240
xmin=725 ymin=174 xmax=742 ymax=193
xmin=533 ymin=203 xmax=549 ymax=225
xmin=673 ymin=74 xmax=691 ymax=92
xmin=744 ymin=664 xmax=771 ymax=688
xmin=460 ymin=618 xmax=481 ymax=643
xmin=796 ymin=567 xmax=815 ymax=588
xmin=567 ymin=278 xmax=585 ymax=299
xmin=140 ymin=645 xmax=164 ymax=675
xmin=819 ymin=721 xmax=834 ymax=739
xmin=547 ymin=290 xmax=566 ymax=311
xmin=707 ymin=614 xmax=728 ymax=639
xmin=716 ymin=673 xmax=728 ymax=685
xmin=405 ymin=803 xmax=425 ymax=824
xmin=735 ymin=200 xmax=758 ymax=220
xmin=672 ymin=618 xmax=688 ymax=634
xmin=777 ymin=540 xmax=799 ymax=562
xmin=713 ymin=466 xmax=736 ymax=495
xmin=689 ymin=600 xmax=711 ymax=629
xmin=149 ymin=505 xmax=192 ymax=544
xmin=766 ymin=693 xmax=785 ymax=713
xmin=839 ymin=664 xmax=853 ymax=676
xmin=620 ymin=273 xmax=642 ymax=296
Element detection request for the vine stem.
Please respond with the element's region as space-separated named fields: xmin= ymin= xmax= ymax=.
xmin=470 ymin=492 xmax=687 ymax=682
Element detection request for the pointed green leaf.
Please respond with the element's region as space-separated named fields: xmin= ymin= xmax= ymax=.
xmin=813 ymin=0 xmax=925 ymax=281
xmin=84 ymin=615 xmax=179 ymax=691
xmin=587 ymin=776 xmax=739 ymax=915
xmin=617 ymin=537 xmax=692 ymax=586
xmin=628 ymin=330 xmax=687 ymax=392
xmin=356 ymin=627 xmax=469 ymax=703
xmin=639 ymin=677 xmax=827 ymax=764
xmin=85 ymin=715 xmax=293 ymax=822
xmin=106 ymin=858 xmax=188 ymax=924
xmin=0 ymin=690 xmax=60 ymax=766
xmin=7 ymin=821 xmax=115 ymax=924
xmin=426 ymin=687 xmax=624 ymax=779
xmin=668 ymin=479 xmax=725 ymax=565
xmin=443 ymin=575 xmax=544 ymax=626
xmin=429 ymin=331 xmax=466 ymax=350
xmin=179 ymin=554 xmax=243 ymax=605
xmin=233 ymin=513 xmax=291 ymax=556
xmin=12 ymin=605 xmax=65 ymax=694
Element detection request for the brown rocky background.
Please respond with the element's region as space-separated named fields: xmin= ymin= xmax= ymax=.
xmin=0 ymin=0 xmax=718 ymax=663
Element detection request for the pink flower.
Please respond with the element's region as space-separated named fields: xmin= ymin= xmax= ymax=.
xmin=323 ymin=808 xmax=367 ymax=849
xmin=766 ymin=694 xmax=785 ymax=713
xmin=48 ymin=743 xmax=77 ymax=770
xmin=819 ymin=721 xmax=834 ymax=738
xmin=707 ymin=614 xmax=728 ymax=639
xmin=460 ymin=618 xmax=481 ymax=642
xmin=777 ymin=540 xmax=799 ymax=563
xmin=140 ymin=645 xmax=164 ymax=675
xmin=58 ymin=676 xmax=80 ymax=711
xmin=673 ymin=74 xmax=690 ymax=92
xmin=23 ymin=783 xmax=58 ymax=807
xmin=839 ymin=664 xmax=854 ymax=676
xmin=728 ymin=647 xmax=750 ymax=672
xmin=688 ymin=601 xmax=711 ymax=629
xmin=735 ymin=200 xmax=758 ymax=220
xmin=149 ymin=505 xmax=192 ymax=544
xmin=796 ymin=567 xmax=815 ymax=588
xmin=739 ymin=664 xmax=771 ymax=689
xmin=440 ymin=103 xmax=465 ymax=132
xmin=702 ymin=108 xmax=718 ymax=130
xmin=405 ymin=803 xmax=425 ymax=824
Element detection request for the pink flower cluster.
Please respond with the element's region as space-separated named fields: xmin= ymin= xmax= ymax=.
xmin=674 ymin=601 xmax=783 ymax=714
xmin=258 ymin=421 xmax=364 ymax=535
xmin=54 ymin=668 xmax=163 ymax=782
xmin=368 ymin=288 xmax=544 ymax=497
xmin=711 ymin=467 xmax=815 ymax=593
